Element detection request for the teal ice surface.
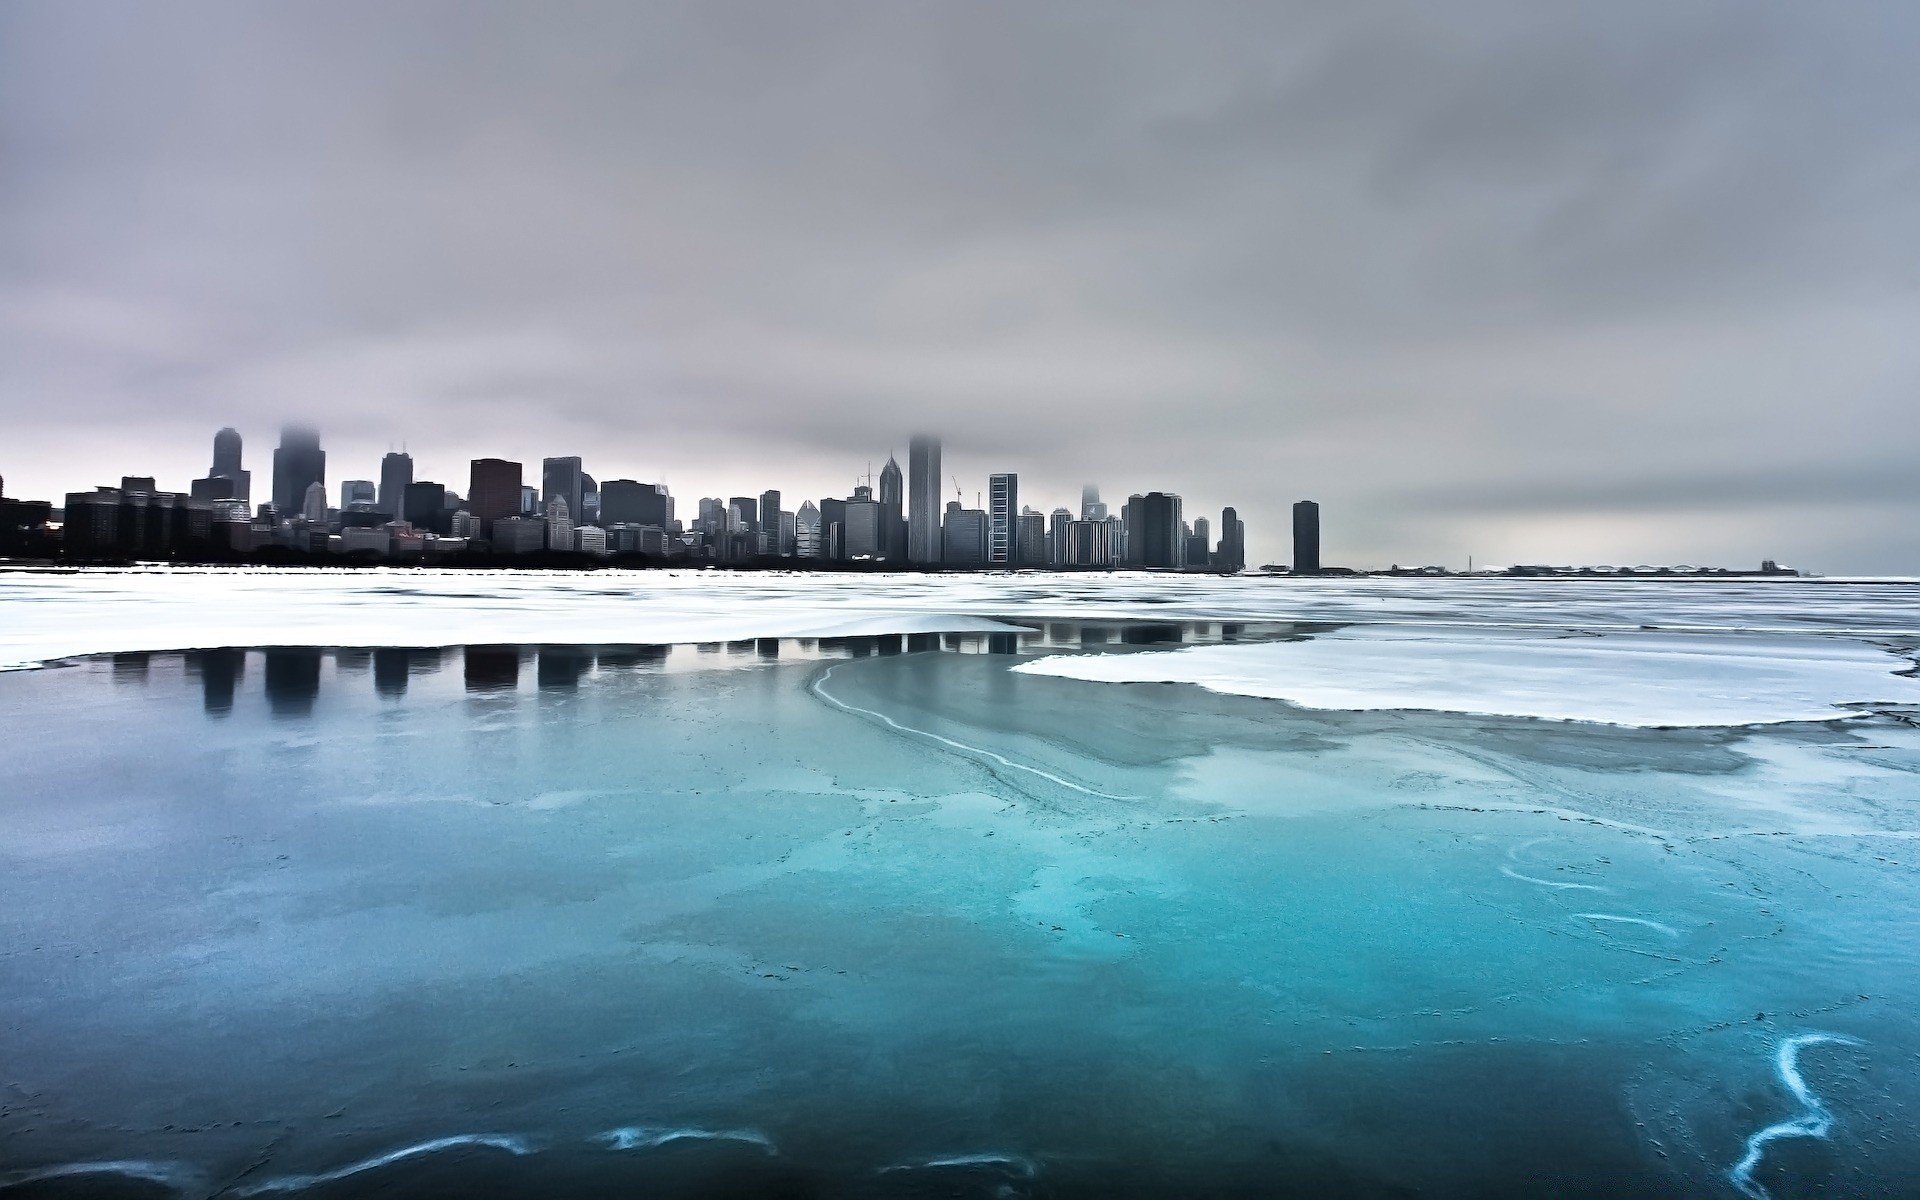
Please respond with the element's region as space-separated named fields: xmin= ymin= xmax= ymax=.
xmin=2 ymin=642 xmax=1918 ymax=1198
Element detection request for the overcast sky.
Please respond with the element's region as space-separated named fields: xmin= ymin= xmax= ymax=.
xmin=3 ymin=2 xmax=1917 ymax=571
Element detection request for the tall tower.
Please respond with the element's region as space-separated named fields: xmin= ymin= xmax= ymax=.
xmin=211 ymin=428 xmax=250 ymax=501
xmin=1080 ymin=483 xmax=1106 ymax=522
xmin=987 ymin=473 xmax=1018 ymax=565
xmin=908 ymin=435 xmax=942 ymax=564
xmin=468 ymin=458 xmax=523 ymax=536
xmin=378 ymin=451 xmax=414 ymax=517
xmin=1218 ymin=506 xmax=1245 ymax=572
xmin=878 ymin=456 xmax=904 ymax=560
xmin=1292 ymin=500 xmax=1321 ymax=574
xmin=271 ymin=426 xmax=325 ymax=517
xmin=542 ymin=457 xmax=585 ymax=528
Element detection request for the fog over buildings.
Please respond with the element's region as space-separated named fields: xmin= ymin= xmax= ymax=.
xmin=3 ymin=2 xmax=1919 ymax=571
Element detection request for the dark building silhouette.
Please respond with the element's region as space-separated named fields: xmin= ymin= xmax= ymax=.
xmin=378 ymin=451 xmax=413 ymax=517
xmin=729 ymin=496 xmax=759 ymax=533
xmin=538 ymin=647 xmax=591 ymax=690
xmin=1293 ymin=500 xmax=1321 ymax=574
xmin=271 ymin=426 xmax=325 ymax=517
xmin=403 ymin=481 xmax=449 ymax=533
xmin=1216 ymin=506 xmax=1245 ymax=573
xmin=1136 ymin=492 xmax=1185 ymax=570
xmin=908 ymin=435 xmax=942 ymax=564
xmin=263 ymin=648 xmax=323 ymax=716
xmin=600 ymin=480 xmax=671 ymax=527
xmin=467 ymin=459 xmax=522 ymax=537
xmin=194 ymin=427 xmax=251 ymax=503
xmin=373 ymin=648 xmax=412 ymax=696
xmin=61 ymin=486 xmax=212 ymax=560
xmin=542 ymin=458 xmax=585 ymax=529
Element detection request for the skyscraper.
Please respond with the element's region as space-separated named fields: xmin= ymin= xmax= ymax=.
xmin=1293 ymin=500 xmax=1321 ymax=574
xmin=544 ymin=495 xmax=573 ymax=551
xmin=194 ymin=427 xmax=251 ymax=503
xmin=468 ymin=459 xmax=522 ymax=536
xmin=878 ymin=455 xmax=906 ymax=561
xmin=908 ymin=435 xmax=942 ymax=564
xmin=403 ymin=480 xmax=447 ymax=532
xmin=795 ymin=501 xmax=822 ymax=558
xmin=943 ymin=500 xmax=988 ymax=564
xmin=270 ymin=426 xmax=325 ymax=517
xmin=300 ymin=481 xmax=328 ymax=524
xmin=729 ymin=496 xmax=759 ymax=533
xmin=542 ymin=458 xmax=585 ymax=529
xmin=987 ymin=473 xmax=1018 ymax=565
xmin=340 ymin=480 xmax=376 ymax=508
xmin=1217 ymin=507 xmax=1246 ymax=573
xmin=1136 ymin=492 xmax=1185 ymax=570
xmin=378 ymin=451 xmax=413 ymax=517
xmin=759 ymin=489 xmax=782 ymax=552
xmin=1080 ymin=483 xmax=1107 ymax=522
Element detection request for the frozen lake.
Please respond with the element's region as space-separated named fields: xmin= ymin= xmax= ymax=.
xmin=2 ymin=570 xmax=1919 ymax=1198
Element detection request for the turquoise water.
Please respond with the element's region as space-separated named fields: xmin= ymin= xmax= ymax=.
xmin=3 ymin=627 xmax=1918 ymax=1198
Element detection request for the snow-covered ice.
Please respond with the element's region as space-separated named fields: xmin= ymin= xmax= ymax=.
xmin=1013 ymin=627 xmax=1920 ymax=726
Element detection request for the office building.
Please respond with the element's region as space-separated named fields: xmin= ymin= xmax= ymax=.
xmin=908 ymin=434 xmax=942 ymax=564
xmin=468 ymin=458 xmax=522 ymax=536
xmin=544 ymin=495 xmax=573 ymax=551
xmin=492 ymin=516 xmax=545 ymax=554
xmin=300 ymin=482 xmax=328 ymax=524
xmin=574 ymin=525 xmax=608 ymax=555
xmin=1293 ymin=500 xmax=1321 ymax=574
xmin=943 ymin=500 xmax=988 ymax=565
xmin=600 ymin=480 xmax=671 ymax=528
xmin=271 ymin=426 xmax=325 ymax=517
xmin=340 ymin=480 xmax=376 ymax=509
xmin=1136 ymin=492 xmax=1185 ymax=570
xmin=987 ymin=473 xmax=1018 ymax=565
xmin=1017 ymin=508 xmax=1047 ymax=566
xmin=542 ymin=458 xmax=585 ymax=530
xmin=729 ymin=496 xmax=759 ymax=534
xmin=519 ymin=484 xmax=538 ymax=515
xmin=1049 ymin=508 xmax=1072 ymax=565
xmin=193 ymin=427 xmax=251 ymax=503
xmin=1217 ymin=507 xmax=1245 ymax=573
xmin=402 ymin=480 xmax=448 ymax=533
xmin=795 ymin=501 xmax=822 ymax=558
xmin=378 ymin=451 xmax=413 ymax=517
xmin=843 ymin=485 xmax=883 ymax=559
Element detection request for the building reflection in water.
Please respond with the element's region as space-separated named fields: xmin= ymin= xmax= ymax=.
xmin=187 ymin=648 xmax=246 ymax=715
xmin=537 ymin=647 xmax=592 ymax=690
xmin=987 ymin=632 xmax=1019 ymax=655
xmin=263 ymin=648 xmax=323 ymax=717
xmin=756 ymin=638 xmax=780 ymax=659
xmin=373 ymin=648 xmax=444 ymax=697
xmin=111 ymin=652 xmax=150 ymax=682
xmin=906 ymin=633 xmax=938 ymax=654
xmin=595 ymin=645 xmax=669 ymax=670
xmin=464 ymin=645 xmax=522 ymax=692
xmin=1121 ymin=623 xmax=1184 ymax=646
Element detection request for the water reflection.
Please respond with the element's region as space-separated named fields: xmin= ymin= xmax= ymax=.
xmin=465 ymin=646 xmax=522 ymax=692
xmin=538 ymin=647 xmax=592 ymax=690
xmin=263 ymin=648 xmax=323 ymax=716
xmin=191 ymin=648 xmax=246 ymax=714
xmin=112 ymin=652 xmax=150 ymax=682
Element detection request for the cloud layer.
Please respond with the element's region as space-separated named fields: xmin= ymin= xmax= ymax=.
xmin=3 ymin=1 xmax=1917 ymax=570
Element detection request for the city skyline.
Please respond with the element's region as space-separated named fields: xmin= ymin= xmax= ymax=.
xmin=4 ymin=5 xmax=1918 ymax=573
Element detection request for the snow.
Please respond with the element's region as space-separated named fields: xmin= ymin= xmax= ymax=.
xmin=1012 ymin=627 xmax=1920 ymax=727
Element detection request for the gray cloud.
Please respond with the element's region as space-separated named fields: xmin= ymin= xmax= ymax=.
xmin=3 ymin=0 xmax=1917 ymax=571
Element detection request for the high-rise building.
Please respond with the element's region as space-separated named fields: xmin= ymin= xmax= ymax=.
xmin=545 ymin=495 xmax=573 ymax=551
xmin=300 ymin=481 xmax=328 ymax=524
xmin=729 ymin=496 xmax=759 ymax=533
xmin=542 ymin=458 xmax=585 ymax=529
xmin=378 ymin=451 xmax=413 ymax=517
xmin=600 ymin=480 xmax=671 ymax=528
xmin=908 ymin=435 xmax=942 ymax=564
xmin=271 ymin=426 xmax=325 ymax=517
xmin=1217 ymin=507 xmax=1246 ymax=573
xmin=795 ymin=501 xmax=822 ymax=558
xmin=943 ymin=500 xmax=988 ymax=565
xmin=1136 ymin=492 xmax=1185 ymax=570
xmin=1080 ymin=483 xmax=1107 ymax=522
xmin=843 ymin=486 xmax=883 ymax=559
xmin=468 ymin=459 xmax=522 ymax=536
xmin=1049 ymin=508 xmax=1072 ymax=565
xmin=1017 ymin=508 xmax=1047 ymax=566
xmin=519 ymin=484 xmax=538 ymax=515
xmin=340 ymin=480 xmax=376 ymax=509
xmin=987 ymin=473 xmax=1018 ymax=565
xmin=194 ymin=427 xmax=251 ymax=503
xmin=402 ymin=481 xmax=447 ymax=533
xmin=1293 ymin=500 xmax=1321 ymax=574
xmin=877 ymin=455 xmax=906 ymax=561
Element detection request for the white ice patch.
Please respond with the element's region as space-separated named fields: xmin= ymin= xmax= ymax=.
xmin=1012 ymin=628 xmax=1920 ymax=727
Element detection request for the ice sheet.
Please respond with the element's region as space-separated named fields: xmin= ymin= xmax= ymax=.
xmin=1012 ymin=627 xmax=1920 ymax=726
xmin=2 ymin=566 xmax=1917 ymax=671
